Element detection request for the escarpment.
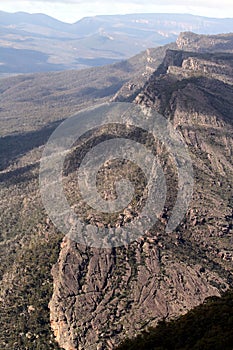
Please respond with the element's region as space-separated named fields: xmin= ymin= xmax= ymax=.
xmin=0 ymin=31 xmax=232 ymax=350
xmin=49 ymin=37 xmax=233 ymax=350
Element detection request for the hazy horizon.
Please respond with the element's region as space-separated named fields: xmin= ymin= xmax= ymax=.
xmin=1 ymin=9 xmax=233 ymax=25
xmin=0 ymin=0 xmax=232 ymax=24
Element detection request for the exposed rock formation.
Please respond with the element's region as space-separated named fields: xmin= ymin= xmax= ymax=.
xmin=49 ymin=37 xmax=233 ymax=349
xmin=0 ymin=31 xmax=232 ymax=350
xmin=176 ymin=32 xmax=233 ymax=53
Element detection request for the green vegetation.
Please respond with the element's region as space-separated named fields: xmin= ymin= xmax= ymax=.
xmin=116 ymin=289 xmax=233 ymax=350
xmin=0 ymin=232 xmax=63 ymax=349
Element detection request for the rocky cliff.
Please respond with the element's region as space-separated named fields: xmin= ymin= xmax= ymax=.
xmin=0 ymin=32 xmax=232 ymax=350
xmin=112 ymin=32 xmax=233 ymax=104
xmin=49 ymin=40 xmax=233 ymax=349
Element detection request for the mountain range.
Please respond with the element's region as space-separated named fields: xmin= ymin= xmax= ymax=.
xmin=0 ymin=31 xmax=232 ymax=349
xmin=0 ymin=11 xmax=233 ymax=74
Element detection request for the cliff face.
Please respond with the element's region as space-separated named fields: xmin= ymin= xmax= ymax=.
xmin=176 ymin=32 xmax=233 ymax=53
xmin=0 ymin=31 xmax=232 ymax=350
xmin=112 ymin=31 xmax=233 ymax=104
xmin=50 ymin=242 xmax=228 ymax=350
xmin=49 ymin=38 xmax=233 ymax=349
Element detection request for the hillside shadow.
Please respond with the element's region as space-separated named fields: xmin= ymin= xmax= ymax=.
xmin=0 ymin=163 xmax=37 ymax=185
xmin=0 ymin=119 xmax=64 ymax=171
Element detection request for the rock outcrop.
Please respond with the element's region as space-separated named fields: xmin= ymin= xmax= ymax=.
xmin=50 ymin=238 xmax=227 ymax=350
xmin=49 ymin=36 xmax=233 ymax=349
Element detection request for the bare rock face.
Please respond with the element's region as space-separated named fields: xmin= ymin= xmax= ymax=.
xmin=50 ymin=237 xmax=227 ymax=350
xmin=49 ymin=37 xmax=233 ymax=350
xmin=176 ymin=32 xmax=233 ymax=53
xmin=113 ymin=32 xmax=233 ymax=105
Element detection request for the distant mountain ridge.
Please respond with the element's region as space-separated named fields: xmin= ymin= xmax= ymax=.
xmin=0 ymin=11 xmax=68 ymax=28
xmin=0 ymin=11 xmax=233 ymax=74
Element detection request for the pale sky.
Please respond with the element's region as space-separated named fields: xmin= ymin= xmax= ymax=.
xmin=0 ymin=0 xmax=232 ymax=23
